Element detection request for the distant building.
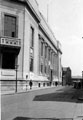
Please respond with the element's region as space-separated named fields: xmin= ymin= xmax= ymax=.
xmin=62 ymin=67 xmax=72 ymax=86
xmin=71 ymin=76 xmax=82 ymax=88
xmin=0 ymin=0 xmax=62 ymax=89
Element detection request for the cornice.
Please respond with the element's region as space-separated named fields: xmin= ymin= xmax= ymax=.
xmin=57 ymin=48 xmax=62 ymax=54
xmin=39 ymin=23 xmax=58 ymax=52
xmin=10 ymin=0 xmax=41 ymax=23
xmin=24 ymin=0 xmax=41 ymax=23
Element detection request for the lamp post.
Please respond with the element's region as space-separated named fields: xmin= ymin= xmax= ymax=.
xmin=15 ymin=64 xmax=18 ymax=93
xmin=26 ymin=75 xmax=28 ymax=91
xmin=81 ymin=71 xmax=83 ymax=89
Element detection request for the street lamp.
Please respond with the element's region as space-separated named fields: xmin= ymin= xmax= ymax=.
xmin=15 ymin=64 xmax=19 ymax=93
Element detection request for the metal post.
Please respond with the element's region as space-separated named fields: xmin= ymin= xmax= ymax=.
xmin=26 ymin=75 xmax=28 ymax=91
xmin=82 ymin=71 xmax=83 ymax=89
xmin=15 ymin=65 xmax=18 ymax=93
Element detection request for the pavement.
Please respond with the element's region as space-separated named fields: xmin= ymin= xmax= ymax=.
xmin=1 ymin=86 xmax=83 ymax=120
xmin=78 ymin=89 xmax=83 ymax=101
xmin=1 ymin=85 xmax=63 ymax=95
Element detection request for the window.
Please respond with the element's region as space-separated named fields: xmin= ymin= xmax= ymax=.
xmin=41 ymin=64 xmax=43 ymax=73
xmin=30 ymin=27 xmax=34 ymax=72
xmin=4 ymin=14 xmax=17 ymax=37
xmin=51 ymin=52 xmax=52 ymax=63
xmin=52 ymin=53 xmax=54 ymax=65
xmin=41 ymin=42 xmax=43 ymax=56
xmin=2 ymin=52 xmax=16 ymax=69
xmin=53 ymin=54 xmax=55 ymax=66
xmin=30 ymin=27 xmax=34 ymax=48
xmin=45 ymin=65 xmax=47 ymax=74
xmin=45 ymin=46 xmax=47 ymax=58
xmin=48 ymin=49 xmax=50 ymax=60
xmin=30 ymin=58 xmax=33 ymax=72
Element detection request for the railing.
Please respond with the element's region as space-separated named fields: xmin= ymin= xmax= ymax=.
xmin=0 ymin=36 xmax=21 ymax=47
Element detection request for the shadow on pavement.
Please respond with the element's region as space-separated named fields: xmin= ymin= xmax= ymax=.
xmin=13 ymin=117 xmax=73 ymax=120
xmin=33 ymin=88 xmax=83 ymax=103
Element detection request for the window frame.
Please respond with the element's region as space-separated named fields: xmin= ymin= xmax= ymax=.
xmin=3 ymin=13 xmax=18 ymax=38
xmin=29 ymin=57 xmax=34 ymax=72
xmin=45 ymin=45 xmax=47 ymax=58
xmin=30 ymin=26 xmax=34 ymax=49
xmin=40 ymin=63 xmax=43 ymax=74
xmin=41 ymin=41 xmax=43 ymax=56
xmin=29 ymin=26 xmax=35 ymax=72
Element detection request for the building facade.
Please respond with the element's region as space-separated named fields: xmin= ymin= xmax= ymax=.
xmin=0 ymin=0 xmax=62 ymax=89
xmin=62 ymin=67 xmax=72 ymax=86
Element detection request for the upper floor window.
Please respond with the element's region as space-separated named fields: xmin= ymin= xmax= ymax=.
xmin=41 ymin=42 xmax=43 ymax=56
xmin=30 ymin=26 xmax=34 ymax=48
xmin=30 ymin=57 xmax=34 ymax=72
xmin=45 ymin=45 xmax=47 ymax=58
xmin=53 ymin=54 xmax=55 ymax=66
xmin=40 ymin=64 xmax=43 ymax=73
xmin=51 ymin=52 xmax=52 ymax=63
xmin=4 ymin=14 xmax=17 ymax=37
xmin=45 ymin=65 xmax=47 ymax=74
xmin=48 ymin=49 xmax=50 ymax=60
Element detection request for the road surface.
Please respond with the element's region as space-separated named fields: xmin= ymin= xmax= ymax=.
xmin=1 ymin=86 xmax=83 ymax=120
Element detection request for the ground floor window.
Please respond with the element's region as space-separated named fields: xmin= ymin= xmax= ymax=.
xmin=2 ymin=52 xmax=16 ymax=69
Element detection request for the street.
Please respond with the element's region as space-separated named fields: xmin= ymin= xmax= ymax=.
xmin=1 ymin=86 xmax=83 ymax=120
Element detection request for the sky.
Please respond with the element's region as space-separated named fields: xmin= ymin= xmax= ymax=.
xmin=37 ymin=0 xmax=83 ymax=76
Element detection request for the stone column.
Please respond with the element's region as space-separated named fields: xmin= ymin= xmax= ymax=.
xmin=43 ymin=42 xmax=45 ymax=75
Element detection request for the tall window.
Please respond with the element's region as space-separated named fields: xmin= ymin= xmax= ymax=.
xmin=45 ymin=46 xmax=47 ymax=58
xmin=30 ymin=26 xmax=34 ymax=72
xmin=52 ymin=53 xmax=54 ymax=65
xmin=45 ymin=65 xmax=47 ymax=74
xmin=30 ymin=27 xmax=34 ymax=48
xmin=48 ymin=48 xmax=50 ymax=61
xmin=30 ymin=57 xmax=33 ymax=72
xmin=4 ymin=14 xmax=17 ymax=37
xmin=53 ymin=54 xmax=55 ymax=66
xmin=41 ymin=64 xmax=43 ymax=73
xmin=51 ymin=52 xmax=52 ymax=63
xmin=41 ymin=42 xmax=43 ymax=56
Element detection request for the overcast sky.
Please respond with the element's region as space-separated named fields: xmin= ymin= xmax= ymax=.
xmin=37 ymin=0 xmax=83 ymax=76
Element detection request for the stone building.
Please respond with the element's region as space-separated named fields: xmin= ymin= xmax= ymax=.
xmin=62 ymin=67 xmax=72 ymax=86
xmin=0 ymin=0 xmax=62 ymax=89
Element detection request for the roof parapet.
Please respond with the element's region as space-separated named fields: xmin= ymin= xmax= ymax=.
xmin=17 ymin=0 xmax=41 ymax=23
xmin=57 ymin=41 xmax=62 ymax=54
xmin=39 ymin=12 xmax=58 ymax=50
